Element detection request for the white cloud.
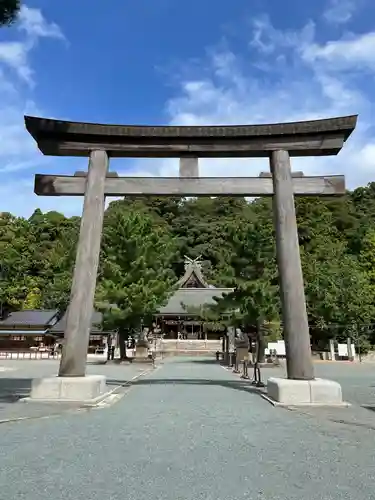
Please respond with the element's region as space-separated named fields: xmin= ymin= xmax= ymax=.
xmin=250 ymin=16 xmax=315 ymax=55
xmin=323 ymin=0 xmax=357 ymax=24
xmin=0 ymin=5 xmax=66 ymax=218
xmin=357 ymin=143 xmax=375 ymax=170
xmin=17 ymin=5 xmax=65 ymax=40
xmin=0 ymin=40 xmax=32 ymax=82
xmin=148 ymin=15 xmax=375 ymax=186
xmin=304 ymin=32 xmax=375 ymax=72
xmin=2 ymin=3 xmax=375 ymax=218
xmin=0 ymin=6 xmax=65 ymax=85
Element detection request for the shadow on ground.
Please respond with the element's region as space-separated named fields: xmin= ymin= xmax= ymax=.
xmin=106 ymin=377 xmax=266 ymax=398
xmin=0 ymin=378 xmax=32 ymax=403
xmin=177 ymin=359 xmax=218 ymax=365
xmin=0 ymin=371 xmax=265 ymax=406
xmin=362 ymin=405 xmax=375 ymax=413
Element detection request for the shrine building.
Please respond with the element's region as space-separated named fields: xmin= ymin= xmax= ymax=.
xmin=155 ymin=257 xmax=233 ymax=340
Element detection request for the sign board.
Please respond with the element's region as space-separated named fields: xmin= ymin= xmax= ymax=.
xmin=337 ymin=344 xmax=356 ymax=357
xmin=267 ymin=341 xmax=286 ymax=356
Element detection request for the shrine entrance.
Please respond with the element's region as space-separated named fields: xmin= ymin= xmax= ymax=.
xmin=25 ymin=114 xmax=356 ymax=403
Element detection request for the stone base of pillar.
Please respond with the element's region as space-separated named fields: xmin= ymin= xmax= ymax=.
xmin=263 ymin=377 xmax=350 ymax=407
xmin=26 ymin=375 xmax=108 ymax=404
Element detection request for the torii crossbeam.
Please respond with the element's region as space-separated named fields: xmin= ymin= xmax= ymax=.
xmin=34 ymin=173 xmax=345 ymax=197
xmin=25 ymin=114 xmax=357 ymax=406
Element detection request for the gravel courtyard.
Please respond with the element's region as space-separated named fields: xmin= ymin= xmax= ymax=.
xmin=0 ymin=358 xmax=374 ymax=499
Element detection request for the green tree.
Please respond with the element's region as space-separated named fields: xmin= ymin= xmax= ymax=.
xmin=211 ymin=204 xmax=280 ymax=361
xmin=0 ymin=210 xmax=79 ymax=315
xmin=357 ymin=228 xmax=375 ymax=346
xmin=96 ymin=205 xmax=178 ymax=358
xmin=27 ymin=210 xmax=80 ymax=311
xmin=359 ymin=229 xmax=375 ymax=289
xmin=0 ymin=213 xmax=36 ymax=314
xmin=3 ymin=180 xmax=375 ymax=358
xmin=296 ymin=199 xmax=375 ymax=349
xmin=171 ymin=196 xmax=250 ymax=282
xmin=22 ymin=282 xmax=42 ymax=310
xmin=0 ymin=0 xmax=20 ymax=26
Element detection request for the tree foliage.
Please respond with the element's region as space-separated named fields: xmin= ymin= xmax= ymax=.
xmin=0 ymin=0 xmax=20 ymax=27
xmin=3 ymin=180 xmax=375 ymax=351
xmin=0 ymin=210 xmax=79 ymax=315
xmin=96 ymin=204 xmax=178 ymax=333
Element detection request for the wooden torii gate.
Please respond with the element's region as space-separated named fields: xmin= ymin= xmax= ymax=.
xmin=25 ymin=115 xmax=357 ymax=404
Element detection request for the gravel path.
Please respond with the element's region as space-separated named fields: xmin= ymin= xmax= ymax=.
xmin=1 ymin=358 xmax=375 ymax=500
xmin=0 ymin=360 xmax=149 ymax=422
xmin=255 ymin=360 xmax=375 ymax=407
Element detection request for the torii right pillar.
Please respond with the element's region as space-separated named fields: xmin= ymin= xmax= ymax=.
xmin=266 ymin=150 xmax=345 ymax=406
xmin=271 ymin=150 xmax=313 ymax=380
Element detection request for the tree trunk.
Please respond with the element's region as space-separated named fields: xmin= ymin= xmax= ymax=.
xmin=118 ymin=330 xmax=128 ymax=360
xmin=256 ymin=318 xmax=266 ymax=364
xmin=107 ymin=335 xmax=112 ymax=361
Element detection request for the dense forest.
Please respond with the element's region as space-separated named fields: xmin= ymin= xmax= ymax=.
xmin=2 ymin=182 xmax=375 ymax=351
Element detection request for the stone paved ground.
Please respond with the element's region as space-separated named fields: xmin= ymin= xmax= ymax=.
xmin=0 ymin=358 xmax=375 ymax=499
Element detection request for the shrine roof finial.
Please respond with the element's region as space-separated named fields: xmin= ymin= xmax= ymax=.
xmin=184 ymin=255 xmax=202 ymax=269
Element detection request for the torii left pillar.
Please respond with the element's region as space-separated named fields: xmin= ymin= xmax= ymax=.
xmin=30 ymin=150 xmax=109 ymax=402
xmin=59 ymin=150 xmax=109 ymax=377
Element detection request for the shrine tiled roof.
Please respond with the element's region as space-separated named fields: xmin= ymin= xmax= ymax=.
xmin=157 ymin=257 xmax=233 ymax=315
xmin=51 ymin=311 xmax=103 ymax=333
xmin=157 ymin=288 xmax=232 ymax=316
xmin=0 ymin=310 xmax=59 ymax=327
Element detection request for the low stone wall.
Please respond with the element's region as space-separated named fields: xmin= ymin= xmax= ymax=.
xmin=160 ymin=350 xmax=218 ymax=358
xmin=154 ymin=339 xmax=222 ymax=357
xmin=0 ymin=351 xmax=58 ymax=360
xmin=0 ymin=351 xmax=107 ymax=363
xmin=0 ymin=340 xmax=223 ymax=361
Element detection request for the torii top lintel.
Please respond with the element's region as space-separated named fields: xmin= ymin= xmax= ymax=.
xmin=24 ymin=115 xmax=357 ymax=158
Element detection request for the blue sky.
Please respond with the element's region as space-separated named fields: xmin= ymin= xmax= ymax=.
xmin=1 ymin=0 xmax=375 ymax=217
